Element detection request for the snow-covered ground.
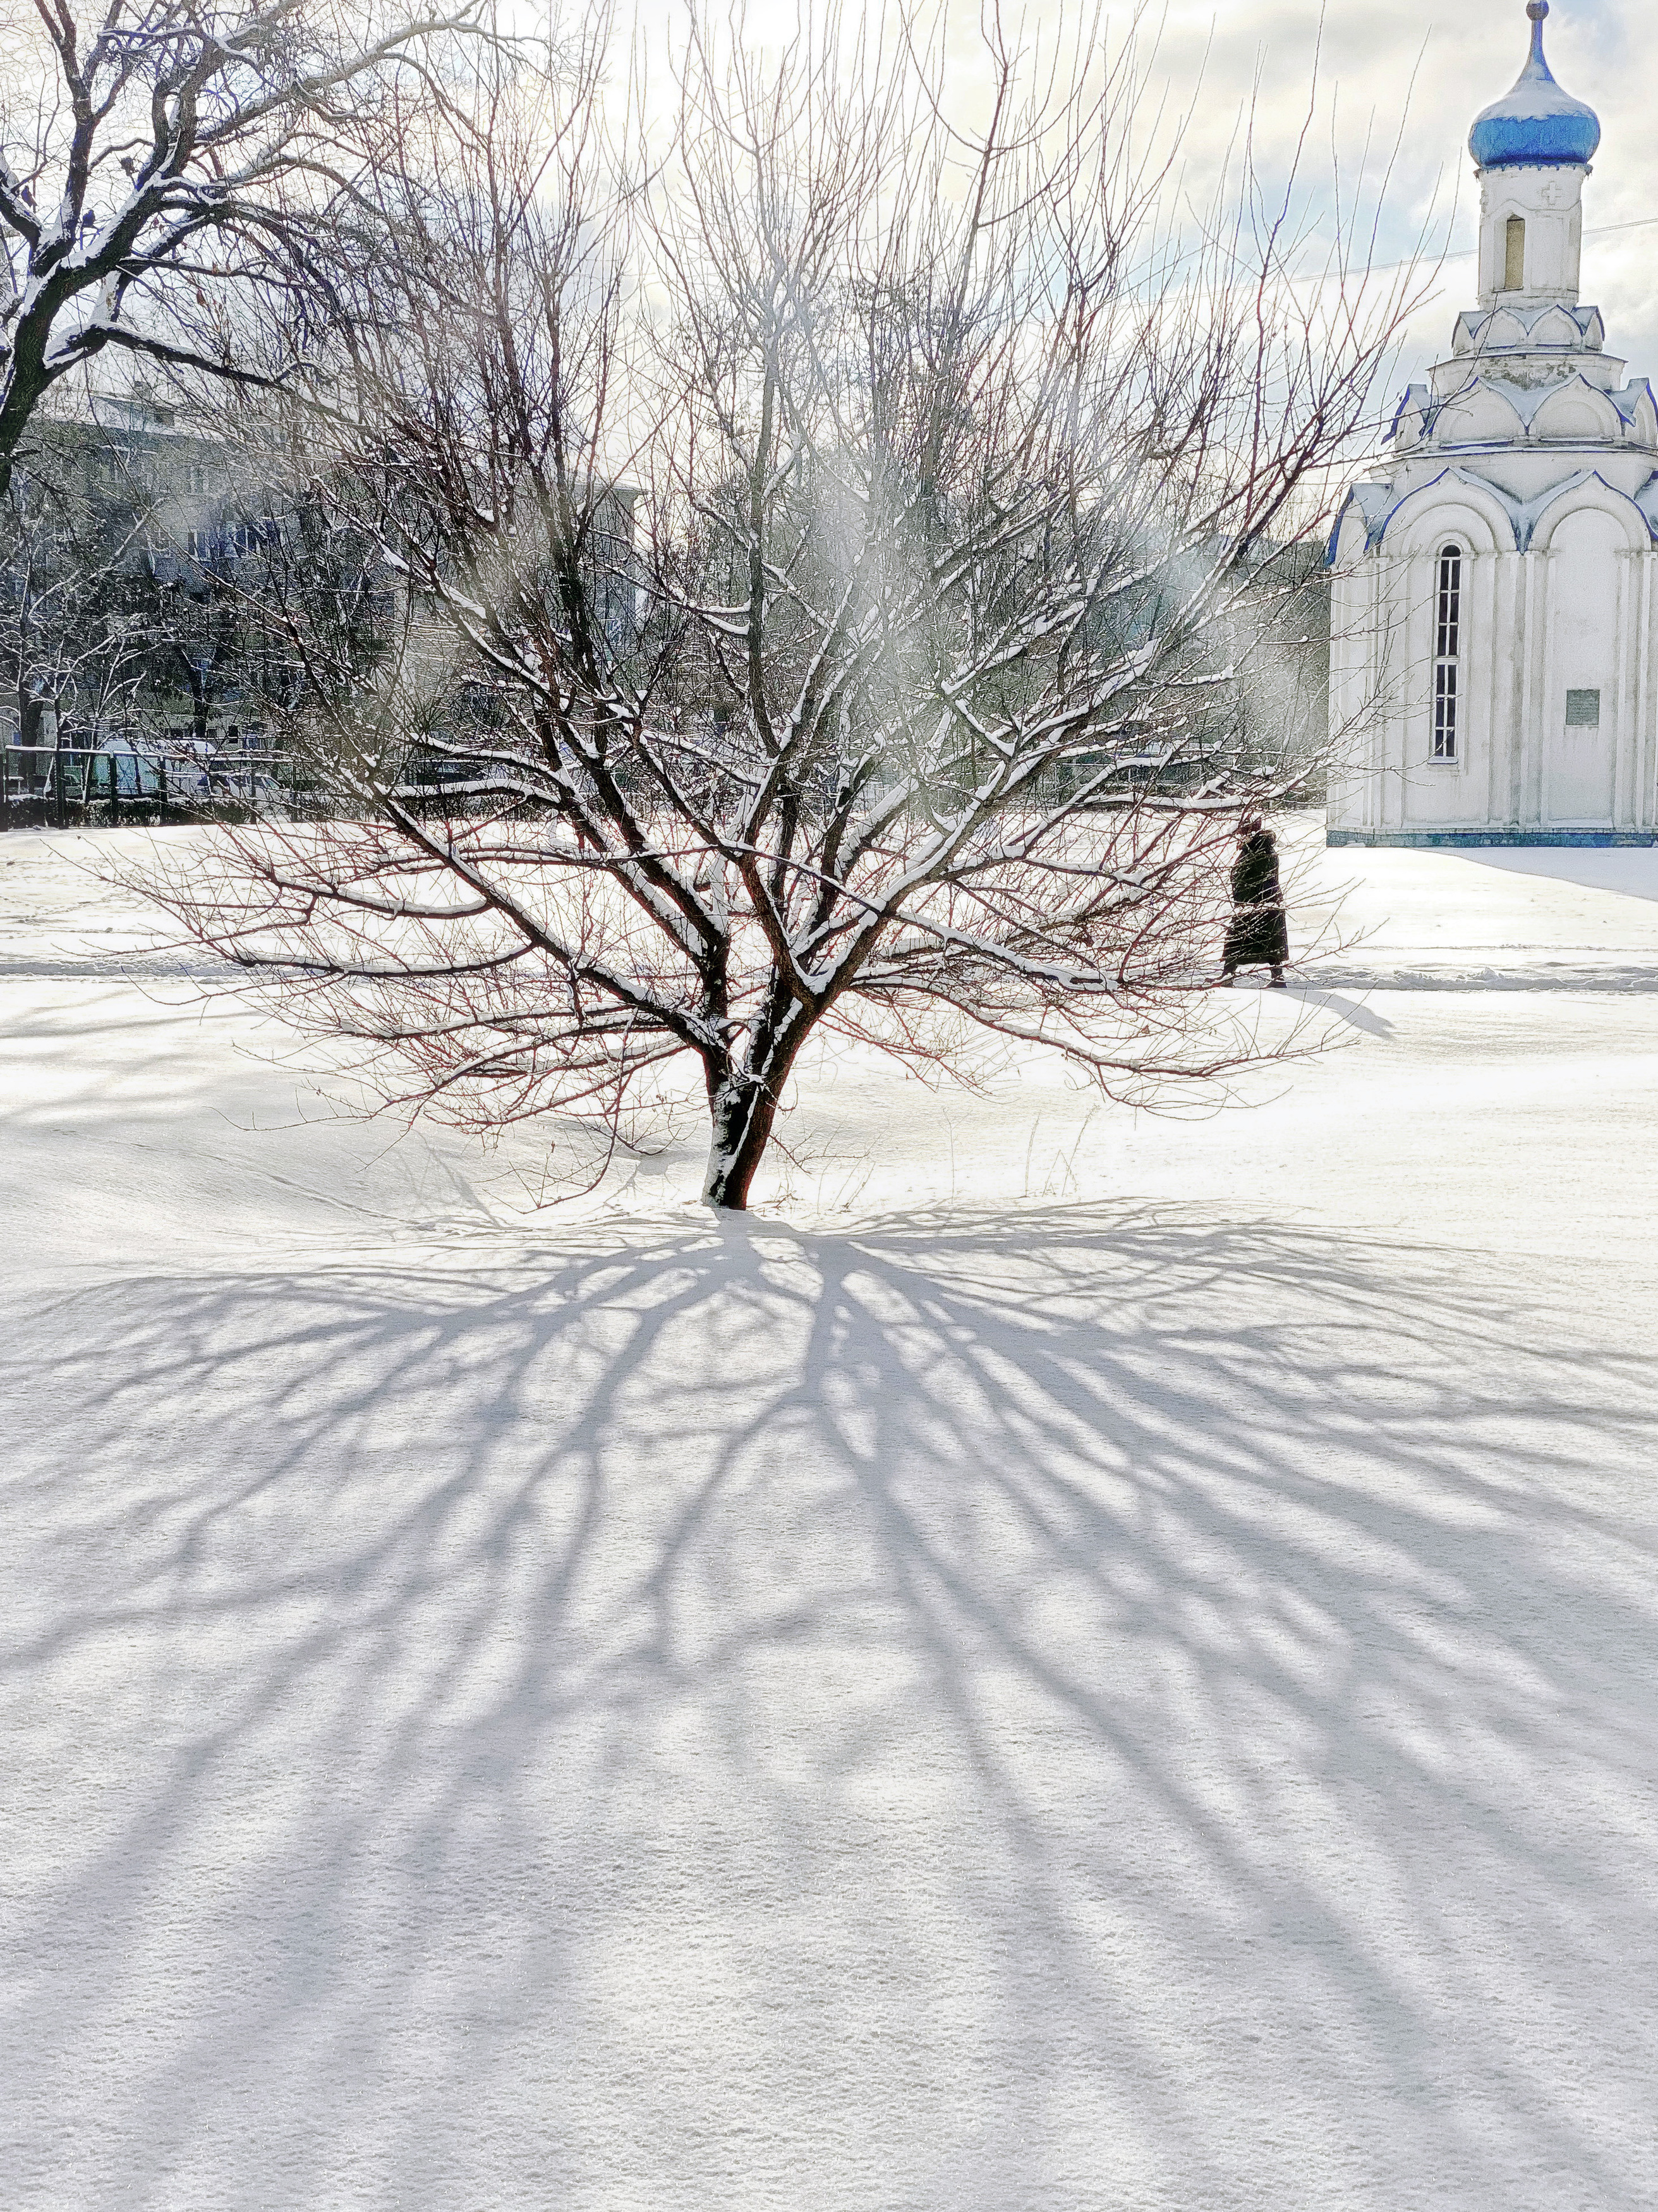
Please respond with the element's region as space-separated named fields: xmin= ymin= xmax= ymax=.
xmin=3 ymin=818 xmax=1656 ymax=2210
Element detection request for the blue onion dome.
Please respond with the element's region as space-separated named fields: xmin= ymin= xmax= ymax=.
xmin=1469 ymin=3 xmax=1601 ymax=170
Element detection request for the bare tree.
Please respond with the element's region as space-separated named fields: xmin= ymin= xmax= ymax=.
xmin=0 ymin=0 xmax=493 ymax=494
xmin=145 ymin=9 xmax=1424 ymax=1209
xmin=1 ymin=434 xmax=153 ymax=791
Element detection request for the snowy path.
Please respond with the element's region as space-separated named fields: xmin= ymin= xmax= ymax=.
xmin=3 ymin=825 xmax=1657 ymax=2210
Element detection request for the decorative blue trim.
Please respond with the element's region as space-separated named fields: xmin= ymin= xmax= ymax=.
xmin=1455 ymin=302 xmax=1603 ymax=349
xmin=1324 ymin=483 xmax=1395 ymax=566
xmin=1371 ymin=466 xmax=1525 ymax=553
xmin=1327 ymin=828 xmax=1658 ymax=848
xmin=1338 ymin=468 xmax=1657 ymax=562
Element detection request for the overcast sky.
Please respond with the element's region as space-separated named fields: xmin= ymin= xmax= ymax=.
xmin=1146 ymin=0 xmax=1653 ymax=380
xmin=632 ymin=1 xmax=1653 ymax=408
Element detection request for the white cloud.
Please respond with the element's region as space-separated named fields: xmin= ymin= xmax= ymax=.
xmin=619 ymin=1 xmax=1654 ymax=424
xmin=1099 ymin=1 xmax=1651 ymax=387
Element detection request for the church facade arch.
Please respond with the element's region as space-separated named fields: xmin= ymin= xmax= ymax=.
xmin=1527 ymin=474 xmax=1650 ymax=556
xmin=1379 ymin=480 xmax=1517 ymax=558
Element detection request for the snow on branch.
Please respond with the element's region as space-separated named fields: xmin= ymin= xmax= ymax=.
xmin=0 ymin=0 xmax=507 ymax=489
xmin=140 ymin=4 xmax=1419 ymax=1208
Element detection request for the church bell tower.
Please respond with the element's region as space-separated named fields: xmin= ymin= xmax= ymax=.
xmin=1327 ymin=3 xmax=1658 ymax=845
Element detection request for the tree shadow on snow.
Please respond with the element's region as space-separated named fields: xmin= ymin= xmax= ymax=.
xmin=4 ymin=1205 xmax=1657 ymax=2208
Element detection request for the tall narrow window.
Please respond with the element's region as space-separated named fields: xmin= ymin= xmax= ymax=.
xmin=1433 ymin=544 xmax=1462 ymax=762
xmin=1504 ymin=216 xmax=1526 ymax=291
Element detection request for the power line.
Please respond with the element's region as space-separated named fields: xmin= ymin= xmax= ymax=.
xmin=1374 ymin=212 xmax=1658 ymax=276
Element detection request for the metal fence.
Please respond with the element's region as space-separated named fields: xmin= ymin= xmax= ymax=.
xmin=1 ymin=744 xmax=320 ymax=829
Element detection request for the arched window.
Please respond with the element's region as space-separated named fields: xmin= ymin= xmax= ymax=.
xmin=1433 ymin=544 xmax=1462 ymax=762
xmin=1504 ymin=216 xmax=1526 ymax=292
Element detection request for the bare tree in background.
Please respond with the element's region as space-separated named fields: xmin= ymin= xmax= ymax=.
xmin=1 ymin=446 xmax=151 ymax=786
xmin=0 ymin=0 xmax=493 ymax=493
xmin=147 ymin=9 xmax=1426 ymax=1210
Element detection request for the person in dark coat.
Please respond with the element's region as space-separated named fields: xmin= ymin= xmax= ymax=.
xmin=1219 ymin=817 xmax=1288 ymax=987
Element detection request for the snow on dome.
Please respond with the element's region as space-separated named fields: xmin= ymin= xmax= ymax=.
xmin=1469 ymin=2 xmax=1601 ymax=171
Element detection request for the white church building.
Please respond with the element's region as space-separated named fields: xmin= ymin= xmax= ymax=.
xmin=1326 ymin=1 xmax=1658 ymax=846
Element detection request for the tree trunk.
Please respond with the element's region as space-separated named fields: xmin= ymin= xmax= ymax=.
xmin=702 ymin=1071 xmax=782 ymax=1211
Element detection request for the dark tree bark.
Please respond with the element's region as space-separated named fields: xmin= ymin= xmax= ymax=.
xmin=703 ymin=1072 xmax=784 ymax=1212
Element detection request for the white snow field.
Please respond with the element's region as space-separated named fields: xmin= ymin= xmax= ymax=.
xmin=3 ymin=818 xmax=1657 ymax=2211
